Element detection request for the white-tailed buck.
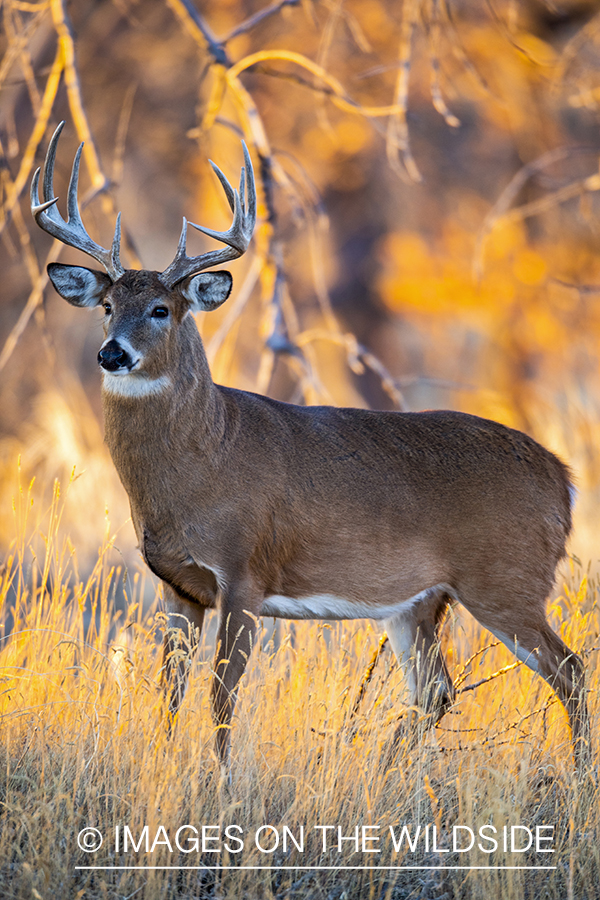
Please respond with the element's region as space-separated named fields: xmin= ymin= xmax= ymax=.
xmin=32 ymin=123 xmax=590 ymax=770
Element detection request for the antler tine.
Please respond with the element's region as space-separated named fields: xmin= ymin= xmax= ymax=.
xmin=111 ymin=213 xmax=123 ymax=275
xmin=161 ymin=216 xmax=189 ymax=280
xmin=209 ymin=160 xmax=236 ymax=214
xmin=242 ymin=141 xmax=257 ymax=228
xmin=31 ymin=122 xmax=125 ymax=282
xmin=42 ymin=118 xmax=63 ymax=208
xmin=30 ymin=168 xmax=58 ymax=216
xmin=160 ymin=141 xmax=257 ymax=290
xmin=239 ymin=164 xmax=246 ymax=214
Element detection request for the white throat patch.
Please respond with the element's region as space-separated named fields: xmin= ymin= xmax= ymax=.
xmin=102 ymin=372 xmax=172 ymax=398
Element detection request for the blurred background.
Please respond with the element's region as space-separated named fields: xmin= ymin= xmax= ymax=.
xmin=2 ymin=0 xmax=600 ymax=578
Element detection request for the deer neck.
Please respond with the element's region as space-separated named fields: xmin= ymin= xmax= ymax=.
xmin=101 ymin=315 xmax=225 ymax=513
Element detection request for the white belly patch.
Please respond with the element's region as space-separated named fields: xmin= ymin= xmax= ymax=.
xmin=260 ymin=587 xmax=443 ymax=621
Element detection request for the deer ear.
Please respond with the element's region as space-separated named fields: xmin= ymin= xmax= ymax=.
xmin=181 ymin=271 xmax=232 ymax=312
xmin=47 ymin=263 xmax=112 ymax=308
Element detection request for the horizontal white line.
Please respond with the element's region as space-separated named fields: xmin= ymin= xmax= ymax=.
xmin=75 ymin=865 xmax=557 ymax=871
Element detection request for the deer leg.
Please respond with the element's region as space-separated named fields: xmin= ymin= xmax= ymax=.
xmin=484 ymin=616 xmax=591 ymax=769
xmin=211 ymin=588 xmax=259 ymax=772
xmin=384 ymin=587 xmax=454 ymax=727
xmin=161 ymin=583 xmax=206 ymax=734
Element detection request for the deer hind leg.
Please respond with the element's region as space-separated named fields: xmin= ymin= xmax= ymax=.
xmin=161 ymin=583 xmax=206 ymax=734
xmin=483 ymin=616 xmax=591 ymax=768
xmin=384 ymin=586 xmax=454 ymax=726
xmin=460 ymin=585 xmax=591 ymax=769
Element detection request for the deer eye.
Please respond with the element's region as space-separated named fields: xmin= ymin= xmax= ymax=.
xmin=151 ymin=306 xmax=169 ymax=319
xmin=103 ymin=302 xmax=112 ymax=315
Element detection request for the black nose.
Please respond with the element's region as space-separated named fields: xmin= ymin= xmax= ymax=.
xmin=98 ymin=340 xmax=131 ymax=372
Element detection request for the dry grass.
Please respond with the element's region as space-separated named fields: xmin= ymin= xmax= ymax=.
xmin=0 ymin=466 xmax=598 ymax=900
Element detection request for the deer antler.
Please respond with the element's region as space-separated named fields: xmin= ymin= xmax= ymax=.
xmin=31 ymin=121 xmax=124 ymax=282
xmin=159 ymin=142 xmax=256 ymax=289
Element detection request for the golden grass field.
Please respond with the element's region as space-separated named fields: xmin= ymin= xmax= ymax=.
xmin=0 ymin=461 xmax=598 ymax=900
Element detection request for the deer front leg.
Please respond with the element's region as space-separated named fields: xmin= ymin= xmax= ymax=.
xmin=211 ymin=584 xmax=260 ymax=772
xmin=161 ymin=582 xmax=206 ymax=734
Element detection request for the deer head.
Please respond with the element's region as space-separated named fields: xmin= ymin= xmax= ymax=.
xmin=31 ymin=122 xmax=256 ymax=387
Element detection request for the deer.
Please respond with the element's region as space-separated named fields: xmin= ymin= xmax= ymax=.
xmin=31 ymin=122 xmax=590 ymax=774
